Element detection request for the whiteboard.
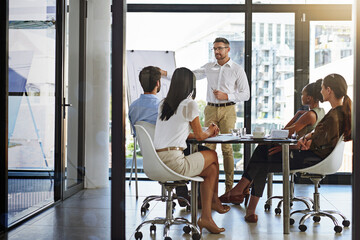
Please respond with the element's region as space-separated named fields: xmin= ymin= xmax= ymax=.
xmin=126 ymin=50 xmax=176 ymax=105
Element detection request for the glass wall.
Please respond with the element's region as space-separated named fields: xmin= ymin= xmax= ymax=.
xmin=309 ymin=20 xmax=353 ymax=173
xmin=253 ymin=0 xmax=353 ymax=4
xmin=122 ymin=2 xmax=353 ymax=180
xmin=251 ymin=13 xmax=295 ymax=134
xmin=8 ymin=0 xmax=55 ymax=224
xmin=128 ymin=0 xmax=245 ymax=3
xmin=126 ymin=12 xmax=246 ymax=172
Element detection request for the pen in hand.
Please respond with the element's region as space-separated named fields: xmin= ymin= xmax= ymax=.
xmin=209 ymin=123 xmax=219 ymax=136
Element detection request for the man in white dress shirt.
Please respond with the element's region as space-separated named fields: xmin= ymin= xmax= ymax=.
xmin=194 ymin=37 xmax=250 ymax=193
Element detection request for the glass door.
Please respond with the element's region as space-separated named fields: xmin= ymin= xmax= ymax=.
xmin=8 ymin=0 xmax=56 ymax=225
xmin=308 ymin=20 xmax=353 ymax=174
xmin=63 ymin=0 xmax=86 ymax=198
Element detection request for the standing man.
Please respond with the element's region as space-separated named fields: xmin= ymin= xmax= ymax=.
xmin=162 ymin=38 xmax=250 ymax=193
xmin=194 ymin=37 xmax=250 ymax=193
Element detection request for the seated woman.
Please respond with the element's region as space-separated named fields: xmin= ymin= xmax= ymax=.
xmin=222 ymin=79 xmax=325 ymax=206
xmin=283 ymin=79 xmax=325 ymax=139
xmin=220 ymin=73 xmax=352 ymax=223
xmin=154 ymin=67 xmax=230 ymax=234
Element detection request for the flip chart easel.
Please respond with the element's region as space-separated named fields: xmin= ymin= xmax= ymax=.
xmin=126 ymin=50 xmax=176 ymax=197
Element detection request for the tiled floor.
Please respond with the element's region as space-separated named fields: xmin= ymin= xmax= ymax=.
xmin=1 ymin=180 xmax=352 ymax=240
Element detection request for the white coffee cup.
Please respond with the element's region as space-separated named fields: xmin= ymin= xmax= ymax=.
xmin=254 ymin=126 xmax=265 ymax=133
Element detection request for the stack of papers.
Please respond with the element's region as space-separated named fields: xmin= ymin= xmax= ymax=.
xmin=204 ymin=133 xmax=289 ymax=142
xmin=268 ymin=130 xmax=289 ymax=139
xmin=206 ymin=135 xmax=239 ymax=142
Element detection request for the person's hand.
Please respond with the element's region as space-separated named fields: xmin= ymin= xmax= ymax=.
xmin=213 ymin=89 xmax=228 ymax=100
xmin=207 ymin=123 xmax=219 ymax=137
xmin=303 ymin=139 xmax=312 ymax=150
xmin=268 ymin=145 xmax=282 ymax=156
xmin=297 ymin=137 xmax=312 ymax=151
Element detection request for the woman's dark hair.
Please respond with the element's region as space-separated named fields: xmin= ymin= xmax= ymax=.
xmin=323 ymin=73 xmax=352 ymax=141
xmin=139 ymin=66 xmax=161 ymax=92
xmin=304 ymin=79 xmax=323 ymax=103
xmin=160 ymin=67 xmax=196 ymax=121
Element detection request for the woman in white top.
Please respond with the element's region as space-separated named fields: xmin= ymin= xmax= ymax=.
xmin=154 ymin=67 xmax=230 ymax=234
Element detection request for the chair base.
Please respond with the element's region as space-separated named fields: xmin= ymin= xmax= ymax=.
xmin=289 ymin=175 xmax=350 ymax=233
xmin=290 ymin=209 xmax=350 ymax=233
xmin=264 ymin=195 xmax=313 ymax=215
xmin=135 ymin=181 xmax=201 ymax=240
xmin=135 ymin=217 xmax=201 ymax=240
xmin=264 ymin=173 xmax=313 ymax=215
xmin=140 ymin=183 xmax=190 ymax=215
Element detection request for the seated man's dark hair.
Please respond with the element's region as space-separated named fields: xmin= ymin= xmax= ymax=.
xmin=139 ymin=66 xmax=161 ymax=92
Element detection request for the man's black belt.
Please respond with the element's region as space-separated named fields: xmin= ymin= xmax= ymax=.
xmin=207 ymin=102 xmax=235 ymax=107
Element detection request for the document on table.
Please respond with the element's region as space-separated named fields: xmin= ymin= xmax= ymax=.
xmin=205 ymin=135 xmax=240 ymax=142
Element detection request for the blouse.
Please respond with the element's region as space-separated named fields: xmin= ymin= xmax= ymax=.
xmin=310 ymin=106 xmax=345 ymax=159
xmin=154 ymin=98 xmax=199 ymax=149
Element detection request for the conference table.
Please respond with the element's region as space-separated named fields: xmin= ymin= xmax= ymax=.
xmin=187 ymin=134 xmax=297 ymax=234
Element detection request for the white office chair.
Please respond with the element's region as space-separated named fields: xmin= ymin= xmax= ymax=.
xmin=130 ymin=121 xmax=156 ymax=198
xmin=134 ymin=124 xmax=203 ymax=240
xmin=135 ymin=121 xmax=190 ymax=215
xmin=289 ymin=135 xmax=350 ymax=233
xmin=129 ymin=121 xmax=158 ymax=198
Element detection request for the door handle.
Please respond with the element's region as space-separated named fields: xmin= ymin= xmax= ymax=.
xmin=62 ymin=98 xmax=72 ymax=118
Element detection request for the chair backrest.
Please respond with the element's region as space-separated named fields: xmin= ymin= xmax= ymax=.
xmin=135 ymin=121 xmax=155 ymax=140
xmin=135 ymin=124 xmax=203 ymax=182
xmin=296 ymin=135 xmax=345 ymax=175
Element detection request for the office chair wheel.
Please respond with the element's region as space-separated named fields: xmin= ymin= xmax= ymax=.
xmin=164 ymin=237 xmax=172 ymax=240
xmin=290 ymin=218 xmax=295 ymax=225
xmin=299 ymin=224 xmax=307 ymax=232
xmin=173 ymin=202 xmax=176 ymax=208
xmin=192 ymin=233 xmax=201 ymax=240
xmin=313 ymin=216 xmax=321 ymax=222
xmin=183 ymin=225 xmax=191 ymax=234
xmin=275 ymin=207 xmax=281 ymax=215
xmin=334 ymin=225 xmax=343 ymax=233
xmin=150 ymin=224 xmax=156 ymax=233
xmin=342 ymin=220 xmax=350 ymax=227
xmin=264 ymin=203 xmax=270 ymax=211
xmin=145 ymin=203 xmax=150 ymax=209
xmin=134 ymin=231 xmax=143 ymax=240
